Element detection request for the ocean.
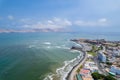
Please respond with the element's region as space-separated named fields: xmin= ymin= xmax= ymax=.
xmin=0 ymin=32 xmax=120 ymax=80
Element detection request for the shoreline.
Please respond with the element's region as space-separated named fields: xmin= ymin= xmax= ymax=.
xmin=43 ymin=49 xmax=82 ymax=80
xmin=66 ymin=44 xmax=87 ymax=80
xmin=44 ymin=41 xmax=87 ymax=80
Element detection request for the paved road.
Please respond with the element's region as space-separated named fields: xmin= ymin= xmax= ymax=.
xmin=66 ymin=49 xmax=87 ymax=80
xmin=94 ymin=46 xmax=108 ymax=76
xmin=94 ymin=56 xmax=108 ymax=75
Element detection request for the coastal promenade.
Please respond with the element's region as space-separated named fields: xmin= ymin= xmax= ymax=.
xmin=66 ymin=47 xmax=87 ymax=80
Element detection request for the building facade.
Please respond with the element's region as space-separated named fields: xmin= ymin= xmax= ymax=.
xmin=98 ymin=52 xmax=106 ymax=62
xmin=110 ymin=66 xmax=120 ymax=75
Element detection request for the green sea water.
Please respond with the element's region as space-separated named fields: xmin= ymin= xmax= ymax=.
xmin=0 ymin=32 xmax=119 ymax=80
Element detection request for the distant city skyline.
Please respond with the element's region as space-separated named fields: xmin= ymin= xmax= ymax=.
xmin=0 ymin=0 xmax=120 ymax=33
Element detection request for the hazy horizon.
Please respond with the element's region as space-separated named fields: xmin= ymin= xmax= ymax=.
xmin=0 ymin=0 xmax=120 ymax=33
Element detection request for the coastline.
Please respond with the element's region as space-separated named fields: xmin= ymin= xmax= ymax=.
xmin=66 ymin=44 xmax=87 ymax=80
xmin=67 ymin=38 xmax=120 ymax=80
xmin=43 ymin=50 xmax=83 ymax=80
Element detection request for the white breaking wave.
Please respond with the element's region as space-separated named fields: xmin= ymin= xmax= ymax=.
xmin=44 ymin=42 xmax=51 ymax=45
xmin=44 ymin=74 xmax=54 ymax=80
xmin=55 ymin=46 xmax=62 ymax=48
xmin=75 ymin=43 xmax=82 ymax=47
xmin=44 ymin=51 xmax=82 ymax=80
xmin=45 ymin=45 xmax=69 ymax=50
xmin=55 ymin=46 xmax=69 ymax=50
xmin=70 ymin=50 xmax=81 ymax=53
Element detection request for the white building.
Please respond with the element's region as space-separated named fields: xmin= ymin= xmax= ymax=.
xmin=84 ymin=61 xmax=98 ymax=73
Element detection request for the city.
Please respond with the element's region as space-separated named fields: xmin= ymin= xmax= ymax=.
xmin=70 ymin=38 xmax=120 ymax=80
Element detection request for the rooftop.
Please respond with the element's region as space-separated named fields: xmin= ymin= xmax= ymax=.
xmin=80 ymin=69 xmax=90 ymax=74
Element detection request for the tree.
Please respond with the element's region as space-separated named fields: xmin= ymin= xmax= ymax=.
xmin=91 ymin=72 xmax=105 ymax=79
xmin=92 ymin=72 xmax=117 ymax=80
xmin=100 ymin=45 xmax=103 ymax=50
xmin=76 ymin=68 xmax=80 ymax=73
xmin=104 ymin=75 xmax=116 ymax=80
xmin=106 ymin=62 xmax=112 ymax=65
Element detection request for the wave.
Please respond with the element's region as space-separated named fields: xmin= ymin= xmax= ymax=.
xmin=28 ymin=45 xmax=68 ymax=50
xmin=44 ymin=45 xmax=69 ymax=50
xmin=44 ymin=73 xmax=54 ymax=80
xmin=28 ymin=45 xmax=35 ymax=48
xmin=70 ymin=50 xmax=81 ymax=53
xmin=55 ymin=46 xmax=69 ymax=50
xmin=44 ymin=42 xmax=51 ymax=45
xmin=75 ymin=43 xmax=82 ymax=47
xmin=55 ymin=46 xmax=62 ymax=48
xmin=44 ymin=51 xmax=83 ymax=80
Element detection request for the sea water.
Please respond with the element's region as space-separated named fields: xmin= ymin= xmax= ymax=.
xmin=0 ymin=32 xmax=119 ymax=80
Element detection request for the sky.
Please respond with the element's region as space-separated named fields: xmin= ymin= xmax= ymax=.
xmin=0 ymin=0 xmax=120 ymax=33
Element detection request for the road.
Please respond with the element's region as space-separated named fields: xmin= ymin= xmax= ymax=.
xmin=66 ymin=48 xmax=87 ymax=80
xmin=93 ymin=46 xmax=108 ymax=76
xmin=94 ymin=56 xmax=108 ymax=75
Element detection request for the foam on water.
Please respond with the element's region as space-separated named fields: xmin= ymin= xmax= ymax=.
xmin=70 ymin=50 xmax=81 ymax=53
xmin=54 ymin=45 xmax=70 ymax=50
xmin=28 ymin=41 xmax=80 ymax=80
xmin=44 ymin=74 xmax=54 ymax=80
xmin=55 ymin=46 xmax=62 ymax=48
xmin=45 ymin=45 xmax=69 ymax=50
xmin=44 ymin=42 xmax=51 ymax=45
xmin=44 ymin=51 xmax=82 ymax=80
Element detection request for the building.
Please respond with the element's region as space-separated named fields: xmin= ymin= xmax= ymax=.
xmin=113 ymin=50 xmax=120 ymax=57
xmin=80 ymin=69 xmax=93 ymax=80
xmin=110 ymin=65 xmax=120 ymax=75
xmin=76 ymin=74 xmax=82 ymax=80
xmin=84 ymin=61 xmax=98 ymax=73
xmin=98 ymin=52 xmax=106 ymax=62
xmin=80 ymin=69 xmax=91 ymax=76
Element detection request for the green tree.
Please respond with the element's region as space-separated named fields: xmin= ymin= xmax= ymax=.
xmin=106 ymin=62 xmax=112 ymax=66
xmin=100 ymin=45 xmax=103 ymax=50
xmin=104 ymin=75 xmax=116 ymax=80
xmin=92 ymin=72 xmax=105 ymax=79
xmin=76 ymin=68 xmax=80 ymax=73
xmin=92 ymin=72 xmax=116 ymax=80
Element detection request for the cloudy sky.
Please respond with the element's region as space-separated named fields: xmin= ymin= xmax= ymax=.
xmin=0 ymin=0 xmax=120 ymax=32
